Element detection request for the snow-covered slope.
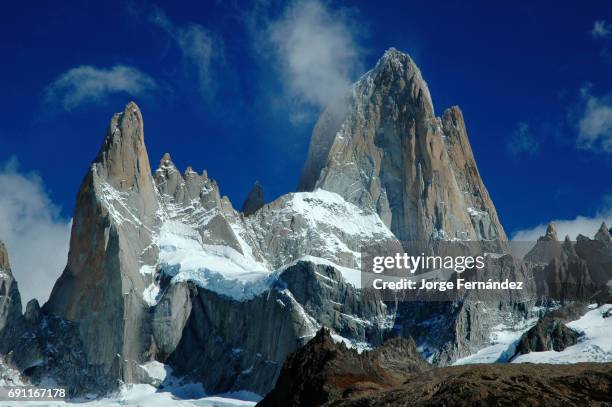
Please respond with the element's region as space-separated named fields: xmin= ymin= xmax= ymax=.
xmin=149 ymin=181 xmax=397 ymax=300
xmin=9 ymin=384 xmax=259 ymax=407
xmin=512 ymin=304 xmax=612 ymax=364
xmin=454 ymin=304 xmax=612 ymax=365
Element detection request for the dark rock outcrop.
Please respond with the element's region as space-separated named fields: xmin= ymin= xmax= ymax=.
xmin=258 ymin=328 xmax=428 ymax=407
xmin=324 ymin=363 xmax=612 ymax=406
xmin=242 ymin=181 xmax=265 ymax=216
xmin=513 ymin=316 xmax=580 ymax=356
xmin=260 ymin=327 xmax=612 ymax=406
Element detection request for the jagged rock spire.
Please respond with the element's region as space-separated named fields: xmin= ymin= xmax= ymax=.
xmin=0 ymin=240 xmax=23 ymax=343
xmin=95 ymin=102 xmax=153 ymax=192
xmin=594 ymin=222 xmax=612 ymax=242
xmin=241 ymin=181 xmax=265 ymax=216
xmin=46 ymin=102 xmax=160 ymax=384
xmin=539 ymin=222 xmax=559 ymax=242
xmin=298 ymin=48 xmax=506 ymax=243
xmin=0 ymin=241 xmax=10 ymax=273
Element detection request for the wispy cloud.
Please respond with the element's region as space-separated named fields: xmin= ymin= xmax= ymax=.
xmin=45 ymin=65 xmax=158 ymax=111
xmin=591 ymin=20 xmax=612 ymax=59
xmin=592 ymin=20 xmax=612 ymax=39
xmin=0 ymin=158 xmax=71 ymax=307
xmin=507 ymin=122 xmax=540 ymax=156
xmin=512 ymin=210 xmax=612 ymax=241
xmin=251 ymin=0 xmax=364 ymax=123
xmin=576 ymin=85 xmax=612 ymax=152
xmin=147 ymin=6 xmax=224 ymax=98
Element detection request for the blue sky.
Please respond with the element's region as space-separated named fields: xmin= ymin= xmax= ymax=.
xmin=1 ymin=0 xmax=612 ymax=302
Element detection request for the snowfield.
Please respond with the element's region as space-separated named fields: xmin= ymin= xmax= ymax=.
xmin=5 ymin=385 xmax=259 ymax=407
xmin=512 ymin=304 xmax=612 ymax=364
xmin=0 ymin=360 xmax=260 ymax=407
xmin=157 ymin=220 xmax=272 ymax=301
xmin=455 ymin=304 xmax=612 ymax=365
xmin=149 ymin=189 xmax=395 ymax=301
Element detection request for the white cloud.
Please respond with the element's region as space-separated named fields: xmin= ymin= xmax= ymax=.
xmin=0 ymin=158 xmax=71 ymax=308
xmin=512 ymin=211 xmax=612 ymax=241
xmin=45 ymin=65 xmax=158 ymax=111
xmin=507 ymin=122 xmax=540 ymax=156
xmin=592 ymin=20 xmax=612 ymax=39
xmin=148 ymin=7 xmax=222 ymax=97
xmin=576 ymin=87 xmax=612 ymax=152
xmin=258 ymin=0 xmax=364 ymax=121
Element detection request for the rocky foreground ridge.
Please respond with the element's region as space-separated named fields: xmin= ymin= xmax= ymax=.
xmin=0 ymin=49 xmax=609 ymax=401
xmin=260 ymin=329 xmax=612 ymax=406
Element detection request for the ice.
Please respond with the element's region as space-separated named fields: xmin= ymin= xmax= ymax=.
xmin=157 ymin=220 xmax=271 ymax=301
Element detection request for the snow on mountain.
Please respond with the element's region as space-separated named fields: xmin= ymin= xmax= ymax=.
xmin=512 ymin=304 xmax=612 ymax=364
xmin=10 ymin=384 xmax=259 ymax=407
xmin=246 ymin=189 xmax=397 ymax=270
xmin=149 ymin=187 xmax=396 ymax=301
xmin=454 ymin=304 xmax=612 ymax=365
xmin=453 ymin=313 xmax=540 ymax=365
xmin=156 ymin=219 xmax=271 ymax=301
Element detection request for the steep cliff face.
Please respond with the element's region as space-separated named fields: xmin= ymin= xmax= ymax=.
xmin=0 ymin=241 xmax=24 ymax=352
xmin=34 ymin=101 xmax=399 ymax=395
xmin=242 ymin=181 xmax=265 ymax=216
xmin=44 ymin=102 xmax=159 ymax=382
xmin=300 ymin=48 xmax=506 ymax=243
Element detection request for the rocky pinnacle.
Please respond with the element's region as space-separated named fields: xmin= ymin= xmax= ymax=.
xmin=241 ymin=181 xmax=265 ymax=216
xmin=45 ymin=102 xmax=158 ymax=383
xmin=299 ymin=48 xmax=507 ymax=243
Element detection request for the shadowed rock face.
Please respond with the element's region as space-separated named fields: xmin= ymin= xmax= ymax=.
xmin=0 ymin=241 xmax=23 ymax=351
xmin=259 ymin=328 xmax=429 ymax=407
xmin=513 ymin=316 xmax=580 ymax=356
xmin=299 ymin=48 xmax=506 ymax=243
xmin=260 ymin=328 xmax=612 ymax=406
xmin=242 ymin=181 xmax=265 ymax=216
xmin=160 ymin=261 xmax=391 ymax=396
xmin=524 ymin=222 xmax=563 ymax=264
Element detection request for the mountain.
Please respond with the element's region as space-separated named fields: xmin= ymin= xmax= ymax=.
xmin=0 ymin=241 xmax=24 ymax=353
xmin=242 ymin=181 xmax=265 ymax=216
xmin=34 ymin=98 xmax=399 ymax=395
xmin=0 ymin=48 xmax=610 ymax=403
xmin=300 ymin=48 xmax=506 ymax=244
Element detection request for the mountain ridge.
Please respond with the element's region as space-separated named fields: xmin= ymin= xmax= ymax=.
xmin=0 ymin=48 xmax=609 ymax=402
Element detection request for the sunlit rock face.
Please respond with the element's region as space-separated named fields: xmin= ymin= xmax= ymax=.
xmin=300 ymin=48 xmax=507 ymax=244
